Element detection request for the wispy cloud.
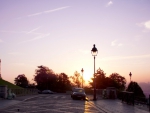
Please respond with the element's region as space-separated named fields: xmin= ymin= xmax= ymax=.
xmin=79 ymin=49 xmax=90 ymax=54
xmin=0 ymin=29 xmax=41 ymax=35
xmin=106 ymin=1 xmax=113 ymax=7
xmin=136 ymin=20 xmax=150 ymax=32
xmin=27 ymin=27 xmax=41 ymax=34
xmin=0 ymin=30 xmax=26 ymax=34
xmin=28 ymin=12 xmax=42 ymax=17
xmin=111 ymin=40 xmax=123 ymax=46
xmin=100 ymin=54 xmax=150 ymax=61
xmin=20 ymin=33 xmax=50 ymax=43
xmin=111 ymin=40 xmax=117 ymax=46
xmin=28 ymin=6 xmax=70 ymax=17
xmin=144 ymin=20 xmax=150 ymax=29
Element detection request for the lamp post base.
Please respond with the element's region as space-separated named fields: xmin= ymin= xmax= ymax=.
xmin=93 ymin=98 xmax=97 ymax=101
xmin=93 ymin=90 xmax=97 ymax=101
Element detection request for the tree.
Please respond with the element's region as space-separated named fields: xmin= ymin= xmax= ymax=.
xmin=33 ymin=65 xmax=57 ymax=91
xmin=109 ymin=73 xmax=126 ymax=90
xmin=126 ymin=81 xmax=145 ymax=97
xmin=71 ymin=71 xmax=82 ymax=88
xmin=14 ymin=74 xmax=29 ymax=88
xmin=57 ymin=73 xmax=72 ymax=92
xmin=89 ymin=68 xmax=107 ymax=89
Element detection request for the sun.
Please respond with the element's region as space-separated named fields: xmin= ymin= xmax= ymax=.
xmin=82 ymin=71 xmax=93 ymax=85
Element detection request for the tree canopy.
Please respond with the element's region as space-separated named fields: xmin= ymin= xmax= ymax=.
xmin=33 ymin=65 xmax=72 ymax=92
xmin=70 ymin=71 xmax=83 ymax=88
xmin=126 ymin=81 xmax=145 ymax=97
xmin=109 ymin=73 xmax=126 ymax=90
xmin=14 ymin=74 xmax=29 ymax=88
xmin=89 ymin=68 xmax=126 ymax=91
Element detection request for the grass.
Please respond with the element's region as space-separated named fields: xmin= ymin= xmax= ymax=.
xmin=0 ymin=79 xmax=23 ymax=89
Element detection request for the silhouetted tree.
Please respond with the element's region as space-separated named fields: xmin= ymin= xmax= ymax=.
xmin=89 ymin=69 xmax=126 ymax=90
xmin=89 ymin=68 xmax=107 ymax=89
xmin=56 ymin=73 xmax=72 ymax=92
xmin=71 ymin=71 xmax=82 ymax=88
xmin=126 ymin=81 xmax=145 ymax=97
xmin=109 ymin=73 xmax=126 ymax=90
xmin=33 ymin=65 xmax=57 ymax=91
xmin=14 ymin=74 xmax=29 ymax=88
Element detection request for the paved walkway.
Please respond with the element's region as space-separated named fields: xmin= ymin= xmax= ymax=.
xmin=0 ymin=94 xmax=39 ymax=110
xmin=0 ymin=94 xmax=150 ymax=113
xmin=87 ymin=95 xmax=150 ymax=113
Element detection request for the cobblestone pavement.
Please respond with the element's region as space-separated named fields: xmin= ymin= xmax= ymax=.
xmin=88 ymin=95 xmax=150 ymax=113
xmin=1 ymin=94 xmax=149 ymax=113
xmin=0 ymin=94 xmax=106 ymax=113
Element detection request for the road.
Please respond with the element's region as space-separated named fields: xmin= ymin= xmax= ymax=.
xmin=0 ymin=94 xmax=106 ymax=113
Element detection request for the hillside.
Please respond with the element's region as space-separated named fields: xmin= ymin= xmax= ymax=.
xmin=0 ymin=79 xmax=23 ymax=89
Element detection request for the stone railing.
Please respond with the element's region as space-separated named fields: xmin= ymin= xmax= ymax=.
xmin=11 ymin=88 xmax=38 ymax=96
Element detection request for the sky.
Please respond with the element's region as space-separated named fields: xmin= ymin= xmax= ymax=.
xmin=0 ymin=0 xmax=150 ymax=85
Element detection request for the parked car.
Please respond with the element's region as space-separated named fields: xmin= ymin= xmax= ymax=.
xmin=41 ymin=90 xmax=54 ymax=94
xmin=71 ymin=88 xmax=86 ymax=100
xmin=38 ymin=90 xmax=42 ymax=94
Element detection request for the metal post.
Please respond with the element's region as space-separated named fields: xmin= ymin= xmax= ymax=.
xmin=81 ymin=68 xmax=84 ymax=88
xmin=93 ymin=56 xmax=96 ymax=100
xmin=82 ymin=75 xmax=83 ymax=88
xmin=148 ymin=95 xmax=150 ymax=111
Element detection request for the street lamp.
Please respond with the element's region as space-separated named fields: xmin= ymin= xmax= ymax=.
xmin=91 ymin=44 xmax=98 ymax=100
xmin=81 ymin=68 xmax=84 ymax=88
xmin=129 ymin=72 xmax=132 ymax=82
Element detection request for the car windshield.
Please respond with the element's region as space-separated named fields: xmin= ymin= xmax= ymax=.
xmin=74 ymin=89 xmax=84 ymax=93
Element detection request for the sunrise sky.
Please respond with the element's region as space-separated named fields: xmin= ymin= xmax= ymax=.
xmin=0 ymin=0 xmax=150 ymax=85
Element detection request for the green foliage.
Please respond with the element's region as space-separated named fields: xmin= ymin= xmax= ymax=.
xmin=14 ymin=74 xmax=29 ymax=88
xmin=0 ymin=79 xmax=23 ymax=89
xmin=126 ymin=81 xmax=145 ymax=98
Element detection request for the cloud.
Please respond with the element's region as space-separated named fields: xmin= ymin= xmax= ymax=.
xmin=100 ymin=54 xmax=150 ymax=61
xmin=0 ymin=30 xmax=25 ymax=34
xmin=111 ymin=40 xmax=117 ymax=46
xmin=28 ymin=6 xmax=70 ymax=17
xmin=27 ymin=27 xmax=41 ymax=34
xmin=111 ymin=40 xmax=123 ymax=47
xmin=20 ymin=33 xmax=50 ymax=43
xmin=144 ymin=20 xmax=150 ymax=29
xmin=44 ymin=6 xmax=70 ymax=13
xmin=118 ymin=43 xmax=123 ymax=46
xmin=106 ymin=1 xmax=113 ymax=7
xmin=0 ymin=29 xmax=41 ymax=35
xmin=79 ymin=49 xmax=90 ymax=54
xmin=28 ymin=12 xmax=43 ymax=17
xmin=136 ymin=20 xmax=150 ymax=32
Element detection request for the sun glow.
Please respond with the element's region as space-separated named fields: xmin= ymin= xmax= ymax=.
xmin=82 ymin=71 xmax=93 ymax=85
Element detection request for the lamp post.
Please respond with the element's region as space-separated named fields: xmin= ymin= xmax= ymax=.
xmin=91 ymin=44 xmax=98 ymax=100
xmin=81 ymin=68 xmax=84 ymax=88
xmin=129 ymin=72 xmax=132 ymax=82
